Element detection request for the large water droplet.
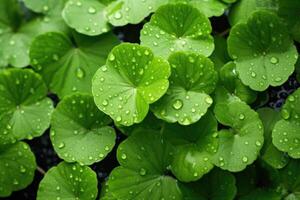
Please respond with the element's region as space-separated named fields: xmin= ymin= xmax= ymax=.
xmin=114 ymin=12 xmax=122 ymax=19
xmin=76 ymin=67 xmax=85 ymax=79
xmin=270 ymin=57 xmax=278 ymax=64
xmin=88 ymin=7 xmax=96 ymax=14
xmin=58 ymin=142 xmax=65 ymax=149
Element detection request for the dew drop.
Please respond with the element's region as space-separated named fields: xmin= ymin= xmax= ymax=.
xmin=58 ymin=142 xmax=65 ymax=149
xmin=242 ymin=156 xmax=248 ymax=163
xmin=109 ymin=54 xmax=115 ymax=61
xmin=205 ymin=97 xmax=213 ymax=104
xmin=114 ymin=12 xmax=122 ymax=19
xmin=281 ymin=109 xmax=290 ymax=120
xmin=139 ymin=168 xmax=147 ymax=176
xmin=76 ymin=67 xmax=85 ymax=79
xmin=270 ymin=57 xmax=278 ymax=64
xmin=88 ymin=7 xmax=96 ymax=14
xmin=121 ymin=153 xmax=127 ymax=160
xmin=239 ymin=114 xmax=245 ymax=120
xmin=172 ymin=99 xmax=183 ymax=110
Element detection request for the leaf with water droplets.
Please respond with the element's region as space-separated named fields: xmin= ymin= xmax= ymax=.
xmin=50 ymin=93 xmax=116 ymax=165
xmin=37 ymin=162 xmax=98 ymax=200
xmin=257 ymin=107 xmax=289 ymax=169
xmin=30 ymin=31 xmax=118 ymax=98
xmin=0 ymin=142 xmax=36 ymax=197
xmin=272 ymin=89 xmax=300 ymax=159
xmin=140 ymin=4 xmax=214 ymax=59
xmin=152 ymin=52 xmax=217 ymax=125
xmin=228 ymin=11 xmax=298 ymax=91
xmin=62 ymin=0 xmax=111 ymax=36
xmin=92 ymin=43 xmax=170 ymax=126
xmin=0 ymin=69 xmax=54 ymax=144
xmin=212 ymin=100 xmax=264 ymax=172
xmin=103 ymin=129 xmax=182 ymax=200
xmin=23 ymin=0 xmax=68 ymax=16
xmin=163 ymin=111 xmax=218 ymax=182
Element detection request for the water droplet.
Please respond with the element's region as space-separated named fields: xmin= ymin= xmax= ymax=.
xmin=251 ymin=71 xmax=256 ymax=78
xmin=255 ymin=141 xmax=262 ymax=147
xmin=205 ymin=97 xmax=213 ymax=104
xmin=172 ymin=99 xmax=183 ymax=110
xmin=239 ymin=114 xmax=245 ymax=120
xmin=102 ymin=99 xmax=108 ymax=106
xmin=114 ymin=12 xmax=122 ymax=19
xmin=275 ymin=77 xmax=282 ymax=82
xmin=52 ymin=54 xmax=59 ymax=61
xmin=139 ymin=168 xmax=146 ymax=176
xmin=88 ymin=7 xmax=96 ymax=14
xmin=288 ymin=95 xmax=295 ymax=102
xmin=116 ymin=116 xmax=122 ymax=122
xmin=281 ymin=109 xmax=290 ymax=119
xmin=76 ymin=68 xmax=85 ymax=79
xmin=109 ymin=54 xmax=115 ymax=61
xmin=139 ymin=68 xmax=144 ymax=75
xmin=242 ymin=156 xmax=248 ymax=163
xmin=58 ymin=142 xmax=65 ymax=149
xmin=121 ymin=153 xmax=127 ymax=160
xmin=270 ymin=57 xmax=278 ymax=64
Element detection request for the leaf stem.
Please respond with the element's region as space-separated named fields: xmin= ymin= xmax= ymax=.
xmin=37 ymin=166 xmax=46 ymax=175
xmin=218 ymin=29 xmax=230 ymax=37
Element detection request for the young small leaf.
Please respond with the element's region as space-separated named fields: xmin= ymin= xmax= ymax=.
xmin=0 ymin=142 xmax=36 ymax=197
xmin=228 ymin=11 xmax=298 ymax=91
xmin=140 ymin=4 xmax=214 ymax=59
xmin=50 ymin=93 xmax=116 ymax=165
xmin=92 ymin=43 xmax=170 ymax=126
xmin=0 ymin=69 xmax=53 ymax=144
xmin=152 ymin=52 xmax=218 ymax=125
xmin=37 ymin=162 xmax=98 ymax=200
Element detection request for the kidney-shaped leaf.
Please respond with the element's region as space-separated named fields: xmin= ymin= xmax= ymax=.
xmin=140 ymin=3 xmax=214 ymax=59
xmin=30 ymin=31 xmax=118 ymax=98
xmin=152 ymin=52 xmax=218 ymax=125
xmin=272 ymin=88 xmax=300 ymax=159
xmin=0 ymin=142 xmax=36 ymax=197
xmin=0 ymin=69 xmax=53 ymax=144
xmin=51 ymin=93 xmax=116 ymax=165
xmin=92 ymin=43 xmax=170 ymax=126
xmin=37 ymin=161 xmax=98 ymax=200
xmin=103 ymin=129 xmax=182 ymax=200
xmin=163 ymin=111 xmax=218 ymax=182
xmin=228 ymin=11 xmax=298 ymax=91
xmin=212 ymin=100 xmax=264 ymax=172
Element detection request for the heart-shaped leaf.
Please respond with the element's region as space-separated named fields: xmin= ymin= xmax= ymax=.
xmin=30 ymin=31 xmax=118 ymax=98
xmin=152 ymin=52 xmax=218 ymax=125
xmin=212 ymin=100 xmax=264 ymax=172
xmin=92 ymin=43 xmax=170 ymax=126
xmin=257 ymin=107 xmax=289 ymax=169
xmin=103 ymin=129 xmax=182 ymax=200
xmin=180 ymin=168 xmax=237 ymax=200
xmin=37 ymin=161 xmax=98 ymax=200
xmin=50 ymin=93 xmax=116 ymax=165
xmin=272 ymin=88 xmax=300 ymax=158
xmin=106 ymin=0 xmax=168 ymax=26
xmin=62 ymin=0 xmax=111 ymax=36
xmin=0 ymin=69 xmax=53 ymax=144
xmin=0 ymin=142 xmax=36 ymax=197
xmin=163 ymin=111 xmax=218 ymax=182
xmin=140 ymin=3 xmax=214 ymax=59
xmin=228 ymin=11 xmax=298 ymax=91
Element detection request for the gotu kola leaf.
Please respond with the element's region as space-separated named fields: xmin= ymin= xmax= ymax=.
xmin=37 ymin=161 xmax=98 ymax=200
xmin=92 ymin=43 xmax=170 ymax=126
xmin=163 ymin=111 xmax=218 ymax=182
xmin=0 ymin=69 xmax=53 ymax=144
xmin=103 ymin=129 xmax=182 ymax=200
xmin=140 ymin=3 xmax=214 ymax=59
xmin=151 ymin=52 xmax=218 ymax=125
xmin=272 ymin=88 xmax=300 ymax=159
xmin=30 ymin=31 xmax=119 ymax=98
xmin=0 ymin=142 xmax=36 ymax=197
xmin=228 ymin=10 xmax=298 ymax=91
xmin=50 ymin=93 xmax=116 ymax=165
xmin=212 ymin=100 xmax=264 ymax=172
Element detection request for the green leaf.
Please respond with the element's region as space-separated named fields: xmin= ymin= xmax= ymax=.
xmin=212 ymin=100 xmax=264 ymax=172
xmin=240 ymin=189 xmax=281 ymax=200
xmin=210 ymin=36 xmax=231 ymax=70
xmin=169 ymin=0 xmax=228 ymax=17
xmin=180 ymin=168 xmax=237 ymax=200
xmin=37 ymin=161 xmax=98 ymax=200
xmin=272 ymin=89 xmax=300 ymax=159
xmin=30 ymin=31 xmax=118 ymax=98
xmin=106 ymin=0 xmax=168 ymax=26
xmin=103 ymin=129 xmax=182 ymax=200
xmin=140 ymin=3 xmax=214 ymax=59
xmin=163 ymin=111 xmax=218 ymax=182
xmin=92 ymin=43 xmax=170 ymax=126
xmin=278 ymin=0 xmax=300 ymax=42
xmin=257 ymin=107 xmax=289 ymax=169
xmin=228 ymin=11 xmax=298 ymax=91
xmin=152 ymin=52 xmax=218 ymax=125
xmin=23 ymin=0 xmax=68 ymax=16
xmin=228 ymin=0 xmax=279 ymax=26
xmin=62 ymin=0 xmax=111 ymax=36
xmin=220 ymin=62 xmax=257 ymax=104
xmin=0 ymin=142 xmax=36 ymax=197
xmin=50 ymin=93 xmax=116 ymax=165
xmin=0 ymin=69 xmax=53 ymax=144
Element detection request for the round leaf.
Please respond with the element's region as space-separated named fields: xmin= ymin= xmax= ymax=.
xmin=152 ymin=52 xmax=218 ymax=125
xmin=62 ymin=0 xmax=110 ymax=36
xmin=51 ymin=93 xmax=116 ymax=165
xmin=272 ymin=88 xmax=300 ymax=158
xmin=30 ymin=31 xmax=118 ymax=98
xmin=103 ymin=129 xmax=182 ymax=200
xmin=92 ymin=43 xmax=170 ymax=126
xmin=212 ymin=100 xmax=264 ymax=172
xmin=0 ymin=69 xmax=53 ymax=144
xmin=0 ymin=142 xmax=36 ymax=197
xmin=228 ymin=11 xmax=298 ymax=91
xmin=140 ymin=3 xmax=214 ymax=59
xmin=37 ymin=162 xmax=98 ymax=200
